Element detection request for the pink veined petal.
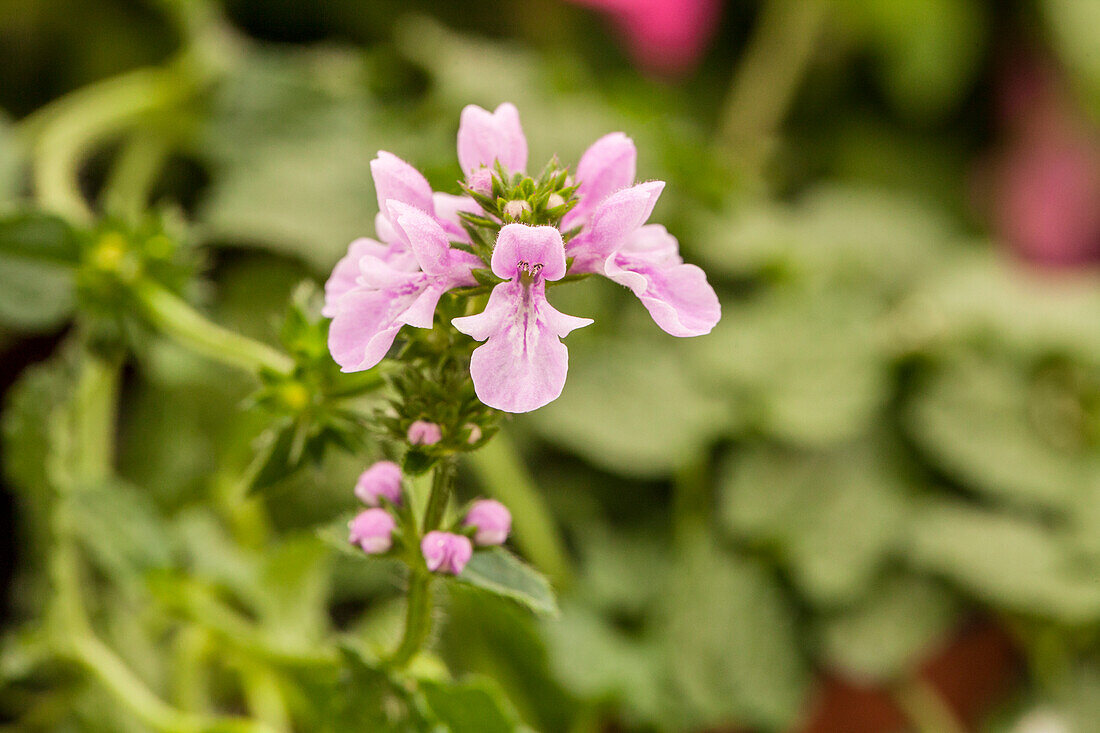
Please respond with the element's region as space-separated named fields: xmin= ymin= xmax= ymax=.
xmin=491 ymin=224 xmax=568 ymax=281
xmin=457 ymin=103 xmax=528 ymax=175
xmin=323 ymin=238 xmax=389 ymax=317
xmin=567 ymin=180 xmax=665 ymax=272
xmin=604 ymin=226 xmax=720 ymax=337
xmin=389 ymin=200 xmax=483 ymax=284
xmin=328 ymin=273 xmax=428 ymax=371
xmin=432 ymin=192 xmax=480 ymax=240
xmin=371 ymin=151 xmax=435 ymax=214
xmin=453 ymin=280 xmax=592 ymax=413
xmin=563 ymin=132 xmax=637 ymax=229
xmin=399 ymin=282 xmax=447 ymax=329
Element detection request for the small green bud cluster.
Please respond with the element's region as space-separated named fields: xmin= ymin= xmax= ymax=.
xmin=456 ymin=158 xmax=580 ymax=270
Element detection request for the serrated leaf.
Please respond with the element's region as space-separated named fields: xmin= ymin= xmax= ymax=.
xmin=453 ymin=547 xmax=558 ymax=615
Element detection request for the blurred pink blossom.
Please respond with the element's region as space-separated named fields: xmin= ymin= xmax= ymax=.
xmin=568 ymin=0 xmax=722 ymax=77
xmin=985 ymin=59 xmax=1100 ymax=267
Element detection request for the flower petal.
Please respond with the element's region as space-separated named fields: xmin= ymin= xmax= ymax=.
xmin=371 ymin=151 xmax=434 ymax=214
xmin=453 ymin=280 xmax=591 ymax=413
xmin=605 ymin=226 xmax=720 ymax=337
xmin=563 ymin=132 xmax=637 ymax=229
xmin=328 ymin=288 xmax=408 ymax=371
xmin=491 ymin=224 xmax=568 ymax=281
xmin=457 ymin=103 xmax=528 ymax=174
xmin=567 ymin=180 xmax=665 ymax=271
xmin=432 ymin=192 xmax=480 ymax=240
xmin=323 ymin=238 xmax=389 ymax=317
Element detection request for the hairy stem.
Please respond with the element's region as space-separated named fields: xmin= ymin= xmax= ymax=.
xmin=387 ymin=459 xmax=457 ymax=668
xmin=468 ymin=432 xmax=573 ymax=587
xmin=133 ymin=279 xmax=295 ymax=376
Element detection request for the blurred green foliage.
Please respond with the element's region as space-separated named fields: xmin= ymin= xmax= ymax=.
xmin=3 ymin=1 xmax=1100 ymax=731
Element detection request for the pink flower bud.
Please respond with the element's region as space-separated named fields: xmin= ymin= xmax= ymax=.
xmin=348 ymin=509 xmax=396 ymax=554
xmin=547 ymin=193 xmax=566 ymax=209
xmin=464 ymin=423 xmax=483 ymax=444
xmin=407 ymin=420 xmax=442 ymax=446
xmin=467 ymin=168 xmax=493 ymax=195
xmin=503 ymin=200 xmax=531 ymax=219
xmin=463 ymin=499 xmax=511 ymax=546
xmin=354 ymin=461 xmax=403 ymax=506
xmin=421 ymin=531 xmax=473 ymax=574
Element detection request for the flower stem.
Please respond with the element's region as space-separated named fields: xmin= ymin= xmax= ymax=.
xmin=132 ymin=279 xmax=295 ymax=376
xmin=422 ymin=457 xmax=456 ymax=533
xmin=717 ymin=0 xmax=830 ymax=167
xmin=468 ymin=432 xmax=573 ymax=587
xmin=893 ymin=676 xmax=967 ymax=733
xmin=387 ymin=459 xmax=456 ymax=668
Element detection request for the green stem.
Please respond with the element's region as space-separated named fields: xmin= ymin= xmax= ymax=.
xmin=387 ymin=460 xmax=458 ymax=668
xmin=422 ymin=457 xmax=456 ymax=534
xmin=102 ymin=131 xmax=171 ymax=222
xmin=893 ymin=676 xmax=967 ymax=733
xmin=53 ymin=353 xmax=274 ymax=733
xmin=25 ymin=66 xmax=195 ymax=223
xmin=133 ymin=279 xmax=295 ymax=376
xmin=717 ymin=0 xmax=830 ymax=166
xmin=467 ymin=432 xmax=573 ymax=587
xmin=388 ymin=569 xmax=434 ymax=669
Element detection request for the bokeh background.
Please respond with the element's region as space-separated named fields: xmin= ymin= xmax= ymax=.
xmin=3 ymin=0 xmax=1100 ymax=731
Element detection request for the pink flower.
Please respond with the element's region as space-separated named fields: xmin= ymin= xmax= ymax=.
xmin=985 ymin=61 xmax=1100 ymax=267
xmin=562 ymin=132 xmax=638 ymax=231
xmin=457 ymin=103 xmax=528 ymax=177
xmin=568 ymin=181 xmax=721 ymax=337
xmin=327 ymin=202 xmax=482 ymax=372
xmin=407 ymin=420 xmax=443 ymax=446
xmin=421 ymin=531 xmax=473 ymax=574
xmin=354 ymin=461 xmax=403 ymax=506
xmin=464 ymin=499 xmax=511 ymax=546
xmin=348 ymin=509 xmax=397 ymax=554
xmin=452 ymin=225 xmax=593 ymax=413
xmin=323 ymin=152 xmax=478 ymax=316
xmin=567 ymin=0 xmax=723 ymax=77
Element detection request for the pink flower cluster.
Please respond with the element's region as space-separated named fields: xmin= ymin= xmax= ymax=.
xmin=325 ymin=103 xmax=720 ymax=414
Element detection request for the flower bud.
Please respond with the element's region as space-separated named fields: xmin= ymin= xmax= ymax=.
xmin=421 ymin=531 xmax=473 ymax=574
xmin=467 ymin=168 xmax=493 ymax=195
xmin=407 ymin=420 xmax=442 ymax=446
xmin=503 ymin=200 xmax=531 ymax=219
xmin=464 ymin=499 xmax=511 ymax=546
xmin=354 ymin=461 xmax=403 ymax=506
xmin=547 ymin=193 xmax=566 ymax=209
xmin=348 ymin=509 xmax=397 ymax=554
xmin=464 ymin=423 xmax=483 ymax=445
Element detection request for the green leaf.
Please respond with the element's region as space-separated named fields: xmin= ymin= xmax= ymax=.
xmin=0 ymin=212 xmax=81 ymax=330
xmin=906 ymin=352 xmax=1095 ymax=513
xmin=719 ymin=441 xmax=911 ymax=606
xmin=691 ymin=286 xmax=889 ymax=447
xmin=541 ymin=604 xmax=665 ymax=725
xmin=665 ymin=534 xmax=808 ymax=730
xmin=453 ymin=547 xmax=558 ymax=616
xmin=421 ymin=676 xmax=526 ymax=733
xmin=530 ymin=333 xmax=732 ymax=477
xmin=817 ymin=575 xmax=960 ymax=682
xmin=908 ymin=499 xmax=1100 ymax=623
